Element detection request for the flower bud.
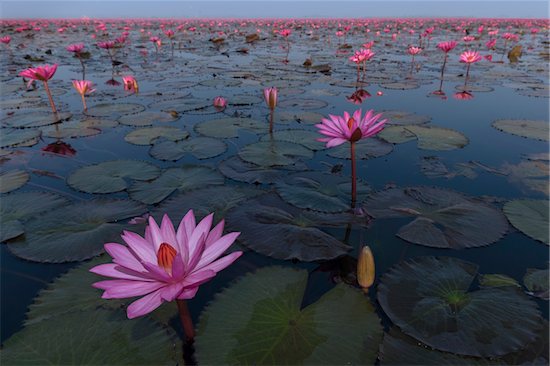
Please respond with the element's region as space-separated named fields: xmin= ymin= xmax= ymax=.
xmin=357 ymin=246 xmax=375 ymax=290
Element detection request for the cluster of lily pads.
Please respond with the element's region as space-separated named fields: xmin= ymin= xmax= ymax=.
xmin=0 ymin=16 xmax=549 ymax=365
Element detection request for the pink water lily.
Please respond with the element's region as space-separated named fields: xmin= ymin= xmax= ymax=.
xmin=72 ymin=80 xmax=95 ymax=111
xmin=19 ymin=64 xmax=58 ymax=113
xmin=122 ymin=75 xmax=139 ymax=94
xmin=66 ymin=43 xmax=85 ymax=53
xmin=1 ymin=36 xmax=11 ymax=45
xmin=264 ymin=87 xmax=278 ymax=133
xmin=213 ymin=96 xmax=227 ymax=111
xmin=91 ymin=212 xmax=242 ymax=337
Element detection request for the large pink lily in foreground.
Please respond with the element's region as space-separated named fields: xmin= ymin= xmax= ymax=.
xmin=19 ymin=64 xmax=58 ymax=113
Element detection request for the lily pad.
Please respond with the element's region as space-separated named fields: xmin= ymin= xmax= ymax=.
xmin=0 ymin=129 xmax=41 ymax=148
xmin=276 ymin=171 xmax=370 ymax=212
xmin=377 ymin=256 xmax=542 ymax=357
xmin=380 ymin=82 xmax=420 ymax=90
xmin=379 ymin=125 xmax=469 ymax=151
xmin=226 ymin=193 xmax=355 ymax=261
xmin=327 ymin=138 xmax=393 ymax=160
xmin=238 ymin=140 xmax=313 ymax=167
xmin=2 ymin=308 xmax=180 ymax=365
xmin=68 ymin=160 xmax=160 ymax=194
xmin=260 ymin=129 xmax=326 ymax=150
xmin=278 ymin=98 xmax=328 ymax=110
xmin=124 ymin=126 xmax=189 ymax=145
xmin=503 ymin=200 xmax=549 ymax=244
xmin=118 ymin=111 xmax=179 ymax=126
xmin=523 ymin=268 xmax=549 ymax=300
xmin=277 ymin=111 xmax=324 ymax=125
xmin=195 ymin=117 xmax=267 ymax=138
xmin=0 ymin=169 xmax=29 ymax=193
xmin=492 ymin=119 xmax=549 ymax=142
xmin=218 ymin=156 xmax=308 ymax=184
xmin=1 ymin=111 xmax=72 ymax=128
xmin=196 ymin=266 xmax=382 ymax=365
xmin=381 ymin=110 xmax=431 ymax=125
xmin=479 ymin=274 xmax=521 ymax=288
xmin=1 ymin=192 xmax=69 ymax=243
xmin=364 ymin=186 xmax=508 ymax=249
xmin=41 ymin=123 xmax=101 ymax=139
xmin=8 ymin=199 xmax=146 ymax=263
xmin=85 ymin=103 xmax=145 ymax=117
xmin=149 ymin=137 xmax=227 ymax=161
xmin=128 ymin=166 xmax=224 ymax=204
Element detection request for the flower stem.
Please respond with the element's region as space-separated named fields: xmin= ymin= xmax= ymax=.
xmin=42 ymin=81 xmax=57 ymax=114
xmin=269 ymin=109 xmax=274 ymax=134
xmin=81 ymin=94 xmax=87 ymax=111
xmin=439 ymin=53 xmax=447 ymax=91
xmin=350 ymin=141 xmax=357 ymax=209
xmin=176 ymin=299 xmax=195 ymax=341
xmin=78 ymin=55 xmax=86 ymax=80
xmin=464 ymin=63 xmax=471 ymax=89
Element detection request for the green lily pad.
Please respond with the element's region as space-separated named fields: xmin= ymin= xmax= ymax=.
xmin=124 ymin=126 xmax=189 ymax=145
xmin=8 ymin=199 xmax=146 ymax=263
xmin=0 ymin=129 xmax=41 ymax=148
xmin=379 ymin=125 xmax=469 ymax=151
xmin=149 ymin=137 xmax=227 ymax=161
xmin=364 ymin=186 xmax=508 ymax=249
xmin=503 ymin=200 xmax=549 ymax=244
xmin=1 ymin=111 xmax=72 ymax=128
xmin=523 ymin=268 xmax=549 ymax=300
xmin=1 ymin=192 xmax=69 ymax=243
xmin=278 ymin=98 xmax=328 ymax=110
xmin=128 ymin=166 xmax=224 ymax=204
xmin=226 ymin=193 xmax=355 ymax=261
xmin=327 ymin=138 xmax=393 ymax=160
xmin=79 ymin=118 xmax=119 ymax=129
xmin=2 ymin=308 xmax=181 ymax=365
xmin=381 ymin=110 xmax=431 ymax=125
xmin=479 ymin=274 xmax=521 ymax=288
xmin=85 ymin=103 xmax=145 ymax=117
xmin=0 ymin=169 xmax=29 ymax=193
xmin=195 ymin=117 xmax=267 ymax=138
xmin=492 ymin=119 xmax=549 ymax=142
xmin=196 ymin=266 xmax=382 ymax=365
xmin=199 ymin=79 xmax=242 ymax=87
xmin=259 ymin=129 xmax=326 ymax=150
xmin=277 ymin=111 xmax=324 ymax=125
xmin=501 ymin=320 xmax=549 ymax=365
xmin=378 ymin=256 xmax=542 ymax=357
xmin=380 ymin=82 xmax=420 ymax=90
xmin=218 ymin=156 xmax=308 ymax=184
xmin=276 ymin=171 xmax=370 ymax=212
xmin=118 ymin=111 xmax=179 ymax=126
xmin=68 ymin=160 xmax=160 ymax=194
xmin=228 ymin=94 xmax=263 ymax=106
xmin=238 ymin=140 xmax=313 ymax=167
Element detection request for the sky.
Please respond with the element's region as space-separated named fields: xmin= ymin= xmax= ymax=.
xmin=0 ymin=0 xmax=548 ymax=19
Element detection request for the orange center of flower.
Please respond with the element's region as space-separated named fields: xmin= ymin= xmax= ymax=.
xmin=347 ymin=117 xmax=355 ymax=130
xmin=157 ymin=242 xmax=177 ymax=274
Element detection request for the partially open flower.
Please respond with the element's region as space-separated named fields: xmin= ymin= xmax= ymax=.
xmin=263 ymin=87 xmax=278 ymax=110
xmin=213 ymin=96 xmax=227 ymax=111
xmin=122 ymin=75 xmax=139 ymax=94
xmin=357 ymin=246 xmax=375 ymax=291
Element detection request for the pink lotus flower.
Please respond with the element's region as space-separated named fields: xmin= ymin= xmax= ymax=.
xmin=459 ymin=50 xmax=482 ymax=64
xmin=316 ymin=109 xmax=387 ymax=148
xmin=90 ymin=212 xmax=242 ymax=320
xmin=407 ymin=46 xmax=422 ymax=55
xmin=502 ymin=33 xmax=519 ymax=42
xmin=363 ymin=41 xmax=374 ymax=49
xmin=122 ymin=75 xmax=139 ymax=94
xmin=164 ymin=29 xmax=175 ymax=39
xmin=72 ymin=80 xmax=95 ymax=111
xmin=279 ymin=29 xmax=291 ymax=37
xmin=484 ymin=54 xmax=493 ymax=62
xmin=97 ymin=41 xmax=116 ymax=49
xmin=263 ymin=87 xmax=277 ymax=110
xmin=437 ymin=41 xmax=457 ymax=53
xmin=463 ymin=35 xmax=476 ymax=42
xmin=19 ymin=64 xmax=58 ymax=113
xmin=0 ymin=36 xmax=11 ymax=45
xmin=67 ymin=43 xmax=85 ymax=53
xmin=486 ymin=39 xmax=497 ymax=50
xmin=213 ymin=96 xmax=227 ymax=111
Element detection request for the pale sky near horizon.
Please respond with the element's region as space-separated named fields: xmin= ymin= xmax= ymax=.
xmin=0 ymin=0 xmax=548 ymax=19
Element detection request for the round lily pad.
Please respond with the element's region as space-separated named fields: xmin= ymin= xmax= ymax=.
xmin=1 ymin=111 xmax=72 ymax=128
xmin=0 ymin=129 xmax=41 ymax=148
xmin=195 ymin=117 xmax=267 ymax=138
xmin=199 ymin=79 xmax=242 ymax=87
xmin=276 ymin=111 xmax=324 ymax=125
xmin=149 ymin=137 xmax=227 ymax=161
xmin=228 ymin=94 xmax=263 ymax=106
xmin=68 ymin=160 xmax=160 ymax=194
xmin=378 ymin=256 xmax=542 ymax=357
xmin=0 ymin=169 xmax=29 ymax=193
xmin=238 ymin=140 xmax=313 ymax=167
xmin=226 ymin=193 xmax=355 ymax=261
xmin=379 ymin=125 xmax=469 ymax=151
xmin=260 ymin=129 xmax=325 ymax=150
xmin=128 ymin=166 xmax=224 ymax=204
xmin=492 ymin=119 xmax=549 ymax=142
xmin=1 ymin=192 xmax=69 ymax=243
xmin=327 ymin=138 xmax=393 ymax=160
xmin=276 ymin=171 xmax=370 ymax=212
xmin=124 ymin=126 xmax=189 ymax=145
xmin=503 ymin=199 xmax=549 ymax=245
xmin=381 ymin=110 xmax=431 ymax=125
xmin=380 ymin=82 xmax=420 ymax=90
xmin=8 ymin=199 xmax=146 ymax=263
xmin=2 ymin=308 xmax=181 ymax=365
xmin=118 ymin=111 xmax=179 ymax=126
xmin=364 ymin=186 xmax=508 ymax=249
xmin=523 ymin=268 xmax=549 ymax=300
xmin=85 ymin=103 xmax=145 ymax=117
xmin=278 ymin=98 xmax=328 ymax=110
xmin=42 ymin=122 xmax=101 ymax=139
xmin=196 ymin=266 xmax=382 ymax=365
xmin=218 ymin=156 xmax=308 ymax=184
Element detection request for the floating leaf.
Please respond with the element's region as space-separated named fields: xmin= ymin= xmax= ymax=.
xmin=0 ymin=129 xmax=41 ymax=148
xmin=0 ymin=169 xmax=29 ymax=193
xmin=381 ymin=110 xmax=431 ymax=125
xmin=238 ymin=140 xmax=313 ymax=167
xmin=218 ymin=156 xmax=308 ymax=184
xmin=378 ymin=256 xmax=542 ymax=357
xmin=278 ymin=98 xmax=328 ymax=110
xmin=85 ymin=103 xmax=145 ymax=117
xmin=260 ymin=129 xmax=326 ymax=150
xmin=523 ymin=268 xmax=549 ymax=300
xmin=1 ymin=111 xmax=72 ymax=128
xmin=128 ymin=166 xmax=224 ymax=204
xmin=118 ymin=111 xmax=179 ymax=126
xmin=149 ymin=137 xmax=227 ymax=161
xmin=68 ymin=160 xmax=160 ymax=194
xmin=492 ymin=119 xmax=549 ymax=142
xmin=2 ymin=308 xmax=180 ymax=365
xmin=276 ymin=171 xmax=370 ymax=212
xmin=8 ymin=199 xmax=146 ymax=263
xmin=195 ymin=117 xmax=267 ymax=138
xmin=327 ymin=138 xmax=393 ymax=160
xmin=1 ymin=192 xmax=69 ymax=243
xmin=124 ymin=126 xmax=189 ymax=145
xmin=379 ymin=125 xmax=469 ymax=151
xmin=226 ymin=193 xmax=356 ymax=261
xmin=364 ymin=186 xmax=508 ymax=248
xmin=479 ymin=274 xmax=521 ymax=288
xmin=380 ymin=82 xmax=420 ymax=90
xmin=41 ymin=123 xmax=100 ymax=138
xmin=196 ymin=266 xmax=382 ymax=365
xmin=504 ymin=199 xmax=549 ymax=244
xmin=276 ymin=111 xmax=324 ymax=125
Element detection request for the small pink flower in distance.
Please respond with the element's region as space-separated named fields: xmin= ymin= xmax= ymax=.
xmin=280 ymin=29 xmax=291 ymax=37
xmin=530 ymin=28 xmax=539 ymax=34
xmin=213 ymin=96 xmax=227 ymax=111
xmin=407 ymin=46 xmax=422 ymax=55
xmin=363 ymin=41 xmax=374 ymax=49
xmin=477 ymin=25 xmax=484 ymax=34
xmin=1 ymin=36 xmax=11 ymax=45
xmin=97 ymin=41 xmax=115 ymax=49
xmin=150 ymin=36 xmax=161 ymax=46
xmin=437 ymin=41 xmax=457 ymax=53
xmin=459 ymin=50 xmax=482 ymax=64
xmin=19 ymin=64 xmax=58 ymax=88
xmin=502 ymin=33 xmax=518 ymax=41
xmin=263 ymin=87 xmax=277 ymax=110
xmin=122 ymin=75 xmax=139 ymax=94
xmin=484 ymin=54 xmax=493 ymax=62
xmin=66 ymin=43 xmax=85 ymax=53
xmin=486 ymin=39 xmax=497 ymax=50
xmin=392 ymin=33 xmax=397 ymax=41
xmin=335 ymin=31 xmax=344 ymax=37
xmin=376 ymin=91 xmax=383 ymax=96
xmin=90 ymin=212 xmax=242 ymax=319
xmin=316 ymin=109 xmax=387 ymax=148
xmin=488 ymin=29 xmax=499 ymax=36
xmin=463 ymin=35 xmax=475 ymax=42
xmin=72 ymin=80 xmax=95 ymax=96
xmin=164 ymin=29 xmax=175 ymax=38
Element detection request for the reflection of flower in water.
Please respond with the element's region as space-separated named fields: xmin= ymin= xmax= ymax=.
xmin=42 ymin=141 xmax=76 ymax=156
xmin=454 ymin=91 xmax=475 ymax=100
xmin=346 ymin=89 xmax=371 ymax=105
xmin=105 ymin=78 xmax=120 ymax=86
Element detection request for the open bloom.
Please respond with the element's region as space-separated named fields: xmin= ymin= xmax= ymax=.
xmin=97 ymin=41 xmax=116 ymax=49
xmin=407 ymin=46 xmax=422 ymax=55
xmin=460 ymin=50 xmax=482 ymax=64
xmin=67 ymin=43 xmax=85 ymax=53
xmin=263 ymin=87 xmax=277 ymax=110
xmin=0 ymin=36 xmax=11 ymax=45
xmin=213 ymin=96 xmax=227 ymax=111
xmin=486 ymin=39 xmax=497 ymax=50
xmin=122 ymin=75 xmax=139 ymax=93
xmin=279 ymin=29 xmax=291 ymax=37
xmin=437 ymin=41 xmax=457 ymax=53
xmin=164 ymin=29 xmax=175 ymax=39
xmin=72 ymin=80 xmax=95 ymax=96
xmin=91 ymin=212 xmax=242 ymax=319
xmin=19 ymin=64 xmax=58 ymax=88
xmin=316 ymin=109 xmax=387 ymax=148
